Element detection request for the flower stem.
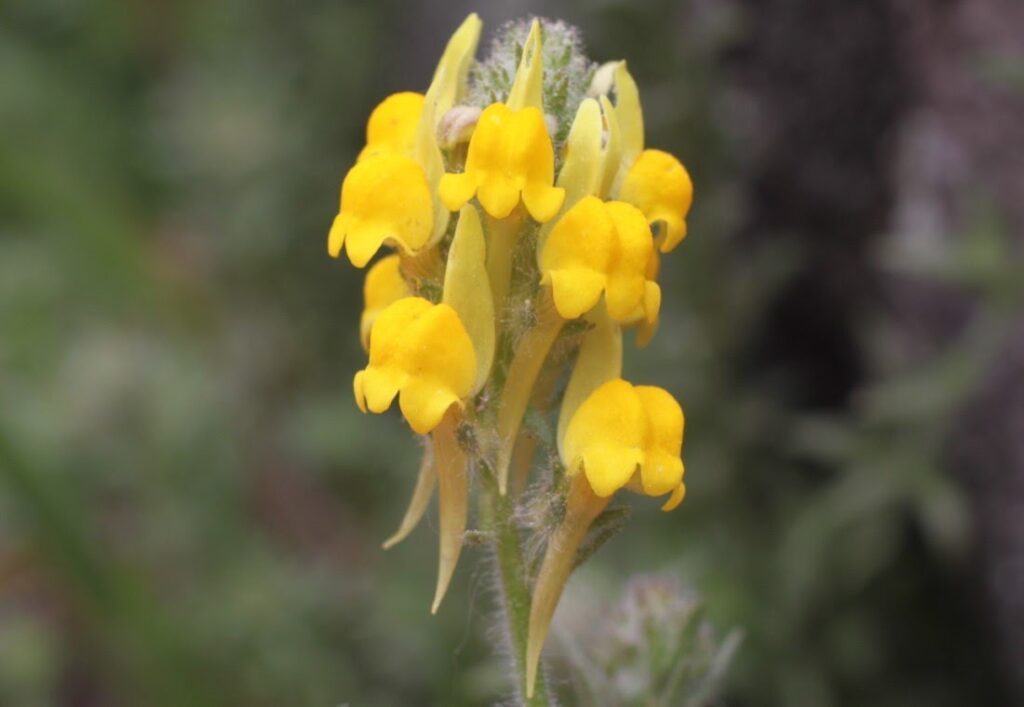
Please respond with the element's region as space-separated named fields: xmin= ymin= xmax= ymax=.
xmin=479 ymin=470 xmax=552 ymax=706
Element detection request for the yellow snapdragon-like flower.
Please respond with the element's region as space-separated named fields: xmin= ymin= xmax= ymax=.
xmin=359 ymin=255 xmax=410 ymax=350
xmin=540 ymin=195 xmax=660 ymax=323
xmin=353 ymin=296 xmax=476 ymax=435
xmin=563 ymin=378 xmax=686 ymax=509
xmin=526 ymin=377 xmax=685 ymax=698
xmin=619 ymin=148 xmax=694 ymax=253
xmin=328 ymin=153 xmax=434 ymax=268
xmin=357 ymin=91 xmax=425 ymax=161
xmin=438 ymin=103 xmax=565 ymax=222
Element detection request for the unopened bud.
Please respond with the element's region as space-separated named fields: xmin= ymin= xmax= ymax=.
xmin=437 ymin=105 xmax=482 ymax=149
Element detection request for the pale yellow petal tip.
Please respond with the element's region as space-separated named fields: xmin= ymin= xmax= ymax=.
xmin=506 ymin=19 xmax=544 ymax=111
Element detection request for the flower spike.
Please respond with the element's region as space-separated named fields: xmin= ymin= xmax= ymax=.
xmin=360 ymin=255 xmax=410 ymax=350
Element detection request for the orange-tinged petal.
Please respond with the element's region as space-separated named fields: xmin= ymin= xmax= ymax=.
xmin=329 ymin=154 xmax=434 ymax=267
xmin=360 ymin=255 xmax=410 ymax=350
xmin=619 ymin=148 xmax=693 ymax=253
xmin=438 ymin=103 xmax=564 ymax=222
xmin=354 ymin=297 xmax=476 ymax=434
xmin=357 ymin=92 xmax=425 ymax=161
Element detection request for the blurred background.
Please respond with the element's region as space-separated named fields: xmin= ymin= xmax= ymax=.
xmin=2 ymin=0 xmax=1023 ymax=705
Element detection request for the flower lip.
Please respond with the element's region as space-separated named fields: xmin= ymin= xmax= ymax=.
xmin=328 ymin=153 xmax=434 ymax=268
xmin=438 ymin=103 xmax=565 ymax=222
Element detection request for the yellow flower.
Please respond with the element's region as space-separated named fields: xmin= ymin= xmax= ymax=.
xmin=438 ymin=103 xmax=565 ymax=222
xmin=526 ymin=376 xmax=685 ymax=698
xmin=357 ymin=92 xmax=425 ymax=161
xmin=353 ymin=296 xmax=476 ymax=434
xmin=327 ymin=153 xmax=433 ymax=268
xmin=563 ymin=378 xmax=685 ymax=509
xmin=540 ymin=195 xmax=660 ymax=323
xmin=619 ymin=148 xmax=693 ymax=253
xmin=359 ymin=255 xmax=410 ymax=350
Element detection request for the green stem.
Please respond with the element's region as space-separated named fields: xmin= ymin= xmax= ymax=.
xmin=479 ymin=471 xmax=552 ymax=706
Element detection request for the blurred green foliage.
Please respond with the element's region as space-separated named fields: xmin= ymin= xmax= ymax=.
xmin=1 ymin=0 xmax=1019 ymax=705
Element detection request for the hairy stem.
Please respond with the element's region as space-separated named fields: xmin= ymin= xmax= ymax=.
xmin=479 ymin=470 xmax=552 ymax=706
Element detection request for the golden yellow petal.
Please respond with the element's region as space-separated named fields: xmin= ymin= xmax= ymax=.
xmin=634 ymin=385 xmax=685 ymax=498
xmin=358 ymin=92 xmax=425 ymax=161
xmin=355 ymin=297 xmax=476 ymax=434
xmin=330 ymin=154 xmax=434 ymax=267
xmin=619 ymin=149 xmax=693 ymax=253
xmin=442 ymin=205 xmax=495 ymax=394
xmin=557 ymin=306 xmax=623 ymax=462
xmin=603 ymin=201 xmax=654 ymax=321
xmin=563 ymin=379 xmax=646 ymax=497
xmin=661 ymin=482 xmax=686 ymax=511
xmin=442 ymin=103 xmax=561 ymax=222
xmin=360 ymin=255 xmax=410 ymax=350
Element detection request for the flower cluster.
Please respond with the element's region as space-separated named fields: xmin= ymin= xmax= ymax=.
xmin=327 ymin=15 xmax=693 ymax=699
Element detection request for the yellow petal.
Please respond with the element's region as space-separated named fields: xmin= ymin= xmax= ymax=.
xmin=634 ymin=385 xmax=685 ymax=497
xmin=354 ymin=297 xmax=476 ymax=434
xmin=540 ymin=197 xmax=656 ymax=324
xmin=557 ymin=306 xmax=622 ymax=461
xmin=536 ymin=98 xmax=604 ymax=258
xmin=563 ymin=379 xmax=686 ymax=505
xmin=619 ymin=149 xmax=693 ymax=253
xmin=603 ymin=201 xmax=654 ymax=322
xmin=329 ymin=154 xmax=433 ymax=267
xmin=506 ymin=19 xmax=543 ymax=111
xmin=439 ymin=103 xmax=564 ymax=223
xmin=357 ymin=92 xmax=425 ymax=161
xmin=563 ymin=379 xmax=645 ymax=497
xmin=443 ymin=205 xmax=495 ymax=393
xmin=661 ymin=482 xmax=686 ymax=511
xmin=360 ymin=255 xmax=410 ymax=350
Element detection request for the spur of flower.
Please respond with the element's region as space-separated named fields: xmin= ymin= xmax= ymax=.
xmin=326 ymin=14 xmax=694 ymax=703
